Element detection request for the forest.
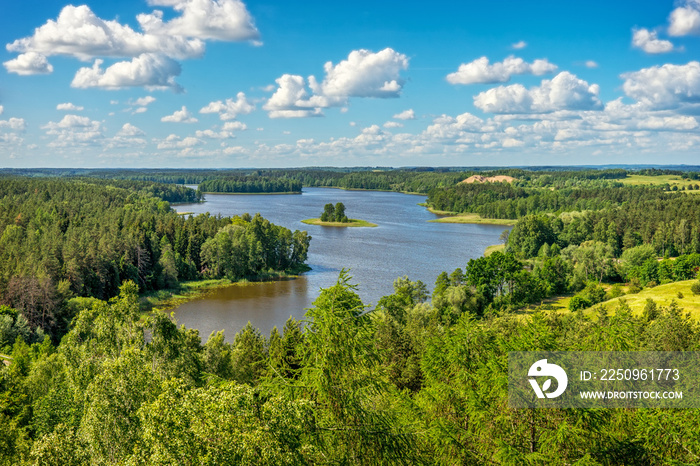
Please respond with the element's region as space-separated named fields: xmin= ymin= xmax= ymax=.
xmin=2 ymin=167 xmax=700 ymax=464
xmin=0 ymin=177 xmax=310 ymax=345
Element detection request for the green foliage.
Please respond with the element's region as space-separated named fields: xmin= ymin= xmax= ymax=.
xmin=319 ymin=202 xmax=349 ymax=222
xmin=132 ymin=380 xmax=318 ymax=465
xmin=569 ymin=283 xmax=607 ymax=311
xmin=200 ymin=214 xmax=310 ymax=279
xmin=198 ymin=175 xmax=302 ymax=193
xmin=692 ymin=280 xmax=700 ymax=295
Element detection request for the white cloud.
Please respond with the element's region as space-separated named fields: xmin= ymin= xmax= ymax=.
xmin=263 ymin=74 xmax=327 ymax=118
xmin=383 ymin=121 xmax=403 ymax=128
xmin=473 ymin=72 xmax=602 ymax=113
xmin=133 ymin=107 xmax=149 ymax=114
xmin=621 ymin=61 xmax=700 ymax=109
xmin=0 ymin=106 xmax=3 ymax=115
xmin=133 ymin=96 xmax=157 ymax=106
xmin=140 ymin=0 xmax=259 ymax=42
xmin=117 ymin=123 xmax=145 ymax=136
xmin=3 ymin=52 xmax=53 ymax=75
xmin=195 ymin=122 xmax=245 ymax=139
xmin=264 ymin=48 xmax=409 ymax=118
xmin=199 ymin=92 xmax=255 ymax=120
xmin=42 ymin=114 xmax=104 ymax=147
xmin=446 ymin=56 xmax=558 ymax=85
xmin=223 ymin=121 xmax=247 ymax=131
xmin=71 ymin=54 xmax=182 ymax=91
xmin=585 ymin=60 xmax=599 ymax=69
xmin=393 ymin=109 xmax=415 ymax=120
xmin=7 ymin=5 xmax=205 ymax=61
xmin=161 ymin=106 xmax=198 ymax=122
xmin=632 ymin=28 xmax=675 ymax=54
xmin=0 ymin=118 xmax=27 ymax=132
xmin=57 ymin=103 xmax=84 ymax=111
xmin=511 ymin=41 xmax=527 ymax=50
xmin=503 ymin=138 xmax=524 ymax=147
xmin=320 ymin=48 xmax=409 ymax=98
xmin=669 ymin=1 xmax=700 ymax=36
xmin=157 ymin=133 xmax=204 ymax=149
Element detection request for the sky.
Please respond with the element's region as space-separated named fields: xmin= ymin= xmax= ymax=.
xmin=1 ymin=0 xmax=700 ymax=168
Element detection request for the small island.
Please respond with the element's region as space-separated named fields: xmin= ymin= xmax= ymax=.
xmin=302 ymin=202 xmax=377 ymax=228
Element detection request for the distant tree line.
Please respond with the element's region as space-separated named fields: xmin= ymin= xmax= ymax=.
xmin=198 ymin=176 xmax=302 ymax=194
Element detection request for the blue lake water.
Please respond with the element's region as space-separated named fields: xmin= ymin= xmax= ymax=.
xmin=173 ymin=187 xmax=509 ymax=340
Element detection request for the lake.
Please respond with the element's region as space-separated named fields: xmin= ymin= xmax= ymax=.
xmin=173 ymin=188 xmax=508 ymax=340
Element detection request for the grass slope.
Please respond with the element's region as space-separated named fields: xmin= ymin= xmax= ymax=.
xmin=429 ymin=212 xmax=516 ymax=226
xmin=301 ymin=218 xmax=378 ymax=227
xmin=484 ymin=244 xmax=505 ymax=257
xmin=588 ymin=280 xmax=700 ymax=319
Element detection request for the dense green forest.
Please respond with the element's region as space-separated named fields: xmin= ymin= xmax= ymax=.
xmin=3 ymin=167 xmax=700 ymax=464
xmin=2 ymin=272 xmax=699 ymax=464
xmin=198 ymin=175 xmax=302 ymax=194
xmin=0 ymin=177 xmax=310 ymax=344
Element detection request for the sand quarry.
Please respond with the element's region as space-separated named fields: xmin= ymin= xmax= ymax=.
xmin=461 ymin=175 xmax=516 ymax=183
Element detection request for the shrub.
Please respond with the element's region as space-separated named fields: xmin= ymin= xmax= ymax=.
xmin=606 ymin=284 xmax=624 ymax=300
xmin=568 ymin=295 xmax=591 ymax=312
xmin=691 ymin=281 xmax=700 ymax=296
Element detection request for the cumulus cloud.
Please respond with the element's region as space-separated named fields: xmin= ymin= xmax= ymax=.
xmin=117 ymin=123 xmax=145 ymax=136
xmin=57 ymin=103 xmax=84 ymax=111
xmin=139 ymin=0 xmax=260 ymax=41
xmin=621 ymin=61 xmax=700 ymax=109
xmin=585 ymin=60 xmax=599 ymax=69
xmin=7 ymin=5 xmax=204 ymax=61
xmin=263 ymin=74 xmax=327 ymax=118
xmin=199 ymin=92 xmax=255 ymax=120
xmin=0 ymin=118 xmax=27 ymax=132
xmin=3 ymin=52 xmax=53 ymax=75
xmin=223 ymin=121 xmax=247 ymax=131
xmin=42 ymin=114 xmax=104 ymax=147
xmin=161 ymin=106 xmax=198 ymax=122
xmin=473 ymin=72 xmax=602 ymax=113
xmin=71 ymin=54 xmax=182 ymax=91
xmin=446 ymin=56 xmax=557 ymax=85
xmin=668 ymin=1 xmax=700 ymax=36
xmin=264 ymin=48 xmax=409 ymax=118
xmin=393 ymin=109 xmax=415 ymax=120
xmin=511 ymin=41 xmax=527 ymax=50
xmin=383 ymin=121 xmax=403 ymax=128
xmin=132 ymin=96 xmax=157 ymax=106
xmin=157 ymin=133 xmax=204 ymax=149
xmin=6 ymin=2 xmax=260 ymax=92
xmin=632 ymin=28 xmax=675 ymax=54
xmin=195 ymin=122 xmax=245 ymax=139
xmin=319 ymin=48 xmax=409 ymax=98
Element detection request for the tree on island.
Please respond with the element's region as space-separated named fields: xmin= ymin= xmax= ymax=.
xmin=320 ymin=202 xmax=349 ymax=223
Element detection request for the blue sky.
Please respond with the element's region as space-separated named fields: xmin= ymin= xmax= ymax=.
xmin=2 ymin=0 xmax=700 ymax=168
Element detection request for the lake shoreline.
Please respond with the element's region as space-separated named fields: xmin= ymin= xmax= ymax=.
xmin=141 ymin=266 xmax=311 ymax=313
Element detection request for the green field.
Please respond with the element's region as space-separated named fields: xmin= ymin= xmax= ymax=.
xmin=523 ymin=280 xmax=700 ymax=319
xmin=301 ymin=218 xmax=378 ymax=227
xmin=430 ymin=213 xmax=516 ymax=225
xmin=620 ymin=174 xmax=700 ymax=191
xmin=587 ymin=280 xmax=700 ymax=318
xmin=484 ymin=244 xmax=505 ymax=256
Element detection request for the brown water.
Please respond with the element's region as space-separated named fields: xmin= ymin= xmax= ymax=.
xmin=173 ymin=187 xmax=509 ymax=341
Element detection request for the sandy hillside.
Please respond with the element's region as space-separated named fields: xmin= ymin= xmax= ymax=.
xmin=461 ymin=175 xmax=516 ymax=183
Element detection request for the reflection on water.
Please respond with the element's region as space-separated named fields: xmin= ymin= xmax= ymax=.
xmin=173 ymin=188 xmax=509 ymax=340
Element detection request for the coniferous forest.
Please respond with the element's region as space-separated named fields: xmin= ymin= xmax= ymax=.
xmin=2 ymin=167 xmax=700 ymax=464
